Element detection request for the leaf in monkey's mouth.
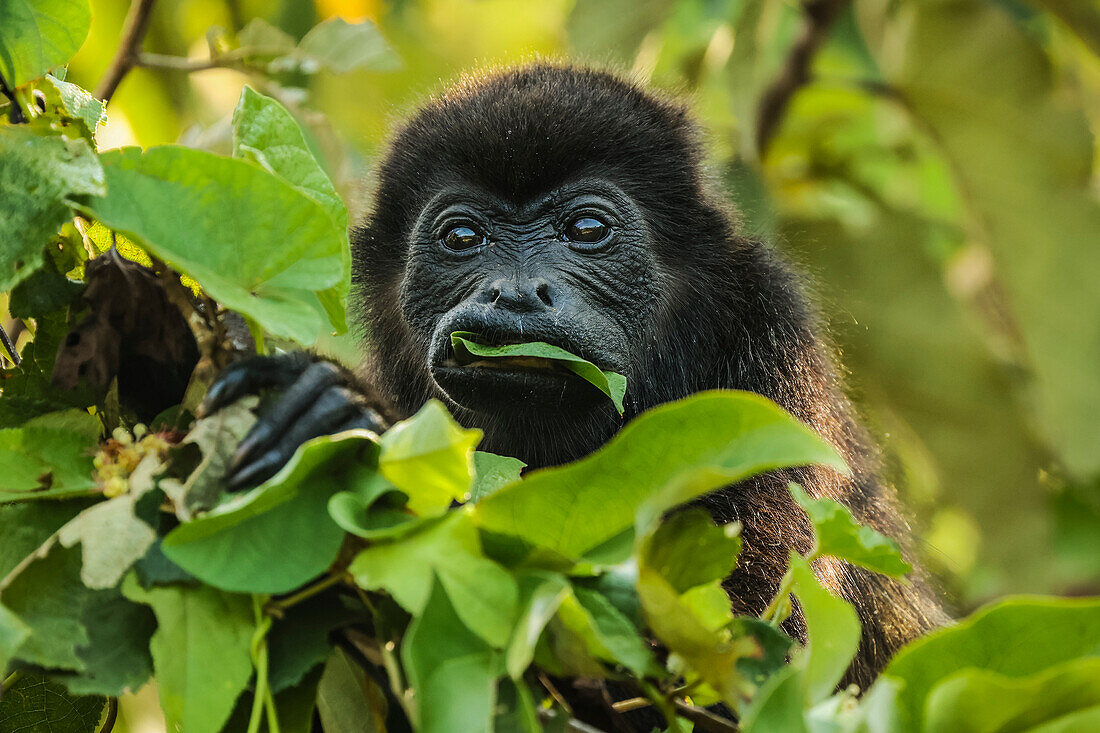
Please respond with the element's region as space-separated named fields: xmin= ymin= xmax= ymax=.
xmin=449 ymin=332 xmax=627 ymax=414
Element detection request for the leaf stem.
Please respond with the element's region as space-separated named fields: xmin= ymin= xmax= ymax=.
xmin=639 ymin=679 xmax=689 ymax=733
xmin=1 ymin=671 xmax=20 ymax=694
xmin=247 ymin=595 xmax=277 ymax=733
xmin=264 ymin=573 xmax=344 ymax=616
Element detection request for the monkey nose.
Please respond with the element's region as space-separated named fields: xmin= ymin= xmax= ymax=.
xmin=486 ymin=277 xmax=553 ymax=311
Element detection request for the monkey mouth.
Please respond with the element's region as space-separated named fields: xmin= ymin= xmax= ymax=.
xmin=445 ymin=354 xmax=561 ymax=372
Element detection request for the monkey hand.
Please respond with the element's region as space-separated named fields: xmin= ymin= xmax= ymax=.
xmin=199 ymin=352 xmax=388 ymax=489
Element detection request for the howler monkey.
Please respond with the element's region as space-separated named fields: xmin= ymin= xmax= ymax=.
xmin=203 ymin=64 xmax=946 ymax=697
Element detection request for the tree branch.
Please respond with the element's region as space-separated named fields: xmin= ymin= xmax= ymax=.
xmin=94 ymin=0 xmax=158 ymax=103
xmin=754 ymin=0 xmax=849 ymax=157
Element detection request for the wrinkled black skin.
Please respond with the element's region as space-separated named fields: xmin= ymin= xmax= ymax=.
xmin=211 ymin=64 xmax=946 ymax=720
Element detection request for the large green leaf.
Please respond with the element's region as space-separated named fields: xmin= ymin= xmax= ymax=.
xmin=0 ymin=675 xmax=107 ymax=733
xmin=78 ymin=146 xmax=346 ymax=345
xmin=0 ymin=409 xmax=99 ymax=499
xmin=349 ymin=511 xmax=518 ymax=648
xmin=401 ymin=577 xmax=501 ymax=733
xmin=232 ymin=85 xmax=349 ymax=333
xmin=788 ymin=483 xmax=911 ymax=577
xmin=859 ymin=0 xmax=1100 ymax=478
xmin=0 ymin=0 xmax=90 ymax=86
xmin=877 ymin=595 xmax=1100 ymax=731
xmin=788 ymin=552 xmax=860 ymax=704
xmin=378 ymin=399 xmax=482 ymax=516
xmin=451 ymin=332 xmax=627 ymax=414
xmin=924 ymin=657 xmax=1100 ymax=732
xmin=0 ymin=127 xmax=104 ymax=292
xmin=475 ymin=390 xmax=844 ymax=559
xmin=162 ymin=431 xmax=374 ymax=593
xmin=0 ymin=499 xmax=91 ymax=578
xmin=122 ymin=575 xmax=254 ymax=733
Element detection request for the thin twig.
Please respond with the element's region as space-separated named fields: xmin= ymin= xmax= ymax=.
xmin=672 ymin=701 xmax=740 ymax=733
xmin=95 ymin=0 xmax=158 ymax=103
xmin=0 ymin=323 xmax=21 ymax=367
xmin=264 ymin=573 xmax=344 ymax=617
xmin=137 ymin=50 xmax=251 ymax=73
xmin=754 ymin=0 xmax=849 ymax=157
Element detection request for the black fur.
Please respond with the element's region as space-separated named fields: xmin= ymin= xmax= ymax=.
xmin=351 ymin=63 xmax=947 ymax=690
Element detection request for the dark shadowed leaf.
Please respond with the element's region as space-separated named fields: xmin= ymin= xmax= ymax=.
xmin=505 ymin=570 xmax=570 ymax=679
xmin=315 ymin=648 xmax=387 ymax=733
xmin=641 ymin=508 xmax=741 ymax=593
xmin=0 ymin=675 xmax=107 ymax=733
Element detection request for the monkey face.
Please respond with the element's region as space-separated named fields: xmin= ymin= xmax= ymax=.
xmin=398 ymin=177 xmax=660 ymax=416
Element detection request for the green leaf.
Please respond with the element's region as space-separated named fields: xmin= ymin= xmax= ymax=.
xmin=788 ymin=483 xmax=911 ymax=576
xmin=159 ymin=395 xmax=258 ymax=519
xmin=349 ymin=511 xmax=518 ymax=648
xmin=61 ymin=592 xmax=155 ymax=696
xmin=0 ymin=127 xmax=104 ymax=292
xmin=58 ymin=480 xmax=158 ymax=589
xmin=232 ymin=85 xmax=349 ymax=333
xmin=1029 ymin=706 xmax=1100 ymax=733
xmin=475 ymin=390 xmax=845 ymax=559
xmin=162 ymin=431 xmax=374 ymax=594
xmin=315 ymin=648 xmax=388 ymax=733
xmin=78 ymin=145 xmax=346 ymax=345
xmin=378 ymin=399 xmax=482 ymax=516
xmin=505 ymin=570 xmax=569 ymax=679
xmin=0 ymin=499 xmax=92 ymax=578
xmin=38 ymin=73 xmax=105 ymax=142
xmin=327 ymin=471 xmax=417 ymax=540
xmin=268 ymin=595 xmax=360 ymax=694
xmin=641 ymin=508 xmax=741 ymax=594
xmin=567 ymin=0 xmax=676 ymax=63
xmin=924 ymin=657 xmax=1100 ymax=732
xmin=636 ymin=565 xmax=756 ymax=705
xmin=877 ymin=595 xmax=1100 ymax=731
xmin=741 ymin=664 xmax=808 ymax=733
xmin=0 ymin=0 xmax=90 ymax=86
xmin=470 ymin=451 xmax=526 ymax=503
xmin=1 ymin=542 xmax=90 ymax=671
xmin=0 ymin=603 xmax=29 ymax=675
xmin=0 ymin=675 xmax=107 ymax=733
xmin=401 ymin=577 xmax=501 ymax=733
xmin=570 ymin=585 xmax=661 ymax=677
xmin=451 ymin=332 xmax=627 ymax=414
xmin=733 ymin=617 xmax=794 ymax=688
xmin=237 ymin=17 xmax=297 ymax=57
xmin=788 ymin=552 xmax=861 ymax=704
xmin=122 ymin=575 xmax=255 ymax=733
xmin=0 ymin=409 xmax=99 ymax=499
xmin=294 ymin=17 xmax=400 ymax=74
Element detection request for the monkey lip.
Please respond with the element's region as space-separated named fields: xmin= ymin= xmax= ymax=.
xmin=444 ymin=355 xmax=560 ymax=372
xmin=431 ymin=361 xmax=604 ymax=414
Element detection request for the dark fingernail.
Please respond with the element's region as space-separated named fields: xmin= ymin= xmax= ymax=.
xmin=228 ymin=448 xmax=283 ymax=489
xmin=232 ymin=423 xmax=275 ymax=469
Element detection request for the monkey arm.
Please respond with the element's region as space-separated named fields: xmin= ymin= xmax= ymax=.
xmin=199 ymin=353 xmax=389 ymax=489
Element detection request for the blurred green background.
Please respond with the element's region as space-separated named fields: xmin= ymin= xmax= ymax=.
xmin=62 ymin=0 xmax=1099 ymax=616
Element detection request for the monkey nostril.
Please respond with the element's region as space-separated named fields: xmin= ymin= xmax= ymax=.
xmin=489 ymin=285 xmax=502 ymax=302
xmin=535 ymin=281 xmax=552 ymax=306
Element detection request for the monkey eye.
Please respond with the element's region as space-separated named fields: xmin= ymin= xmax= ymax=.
xmin=564 ymin=216 xmax=610 ymax=245
xmin=442 ymin=225 xmax=485 ymax=252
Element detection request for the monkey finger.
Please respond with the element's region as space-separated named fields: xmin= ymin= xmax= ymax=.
xmin=334 ymin=407 xmax=389 ymax=436
xmin=227 ymin=385 xmax=362 ymax=489
xmin=199 ymin=352 xmax=313 ymax=417
xmin=230 ymin=361 xmax=345 ymax=469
